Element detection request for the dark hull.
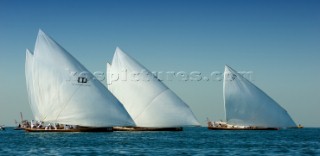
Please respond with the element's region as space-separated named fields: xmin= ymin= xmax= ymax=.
xmin=208 ymin=127 xmax=278 ymax=130
xmin=24 ymin=127 xmax=113 ymax=132
xmin=113 ymin=126 xmax=183 ymax=131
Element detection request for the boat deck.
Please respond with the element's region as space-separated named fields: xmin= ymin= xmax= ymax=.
xmin=24 ymin=127 xmax=113 ymax=132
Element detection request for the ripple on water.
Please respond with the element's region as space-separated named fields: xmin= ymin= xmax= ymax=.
xmin=0 ymin=127 xmax=319 ymax=155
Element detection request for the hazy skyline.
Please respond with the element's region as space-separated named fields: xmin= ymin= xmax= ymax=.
xmin=0 ymin=0 xmax=319 ymax=127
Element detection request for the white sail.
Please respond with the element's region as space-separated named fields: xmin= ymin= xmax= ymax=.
xmin=26 ymin=30 xmax=135 ymax=127
xmin=25 ymin=49 xmax=41 ymax=121
xmin=107 ymin=47 xmax=200 ymax=127
xmin=223 ymin=65 xmax=296 ymax=128
xmin=106 ymin=62 xmax=112 ymax=85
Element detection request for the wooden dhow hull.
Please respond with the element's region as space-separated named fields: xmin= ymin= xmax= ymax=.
xmin=208 ymin=126 xmax=278 ymax=130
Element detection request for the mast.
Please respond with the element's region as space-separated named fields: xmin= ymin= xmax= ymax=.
xmin=223 ymin=66 xmax=227 ymax=122
xmin=20 ymin=112 xmax=23 ymax=122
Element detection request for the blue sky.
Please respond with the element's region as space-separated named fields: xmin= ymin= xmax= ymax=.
xmin=0 ymin=0 xmax=319 ymax=126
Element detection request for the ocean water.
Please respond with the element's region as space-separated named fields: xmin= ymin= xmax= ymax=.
xmin=0 ymin=127 xmax=319 ymax=155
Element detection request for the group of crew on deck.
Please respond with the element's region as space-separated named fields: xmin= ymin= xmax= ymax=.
xmin=208 ymin=120 xmax=251 ymax=129
xmin=18 ymin=120 xmax=78 ymax=130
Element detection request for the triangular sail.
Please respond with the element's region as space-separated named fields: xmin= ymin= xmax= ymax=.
xmin=107 ymin=47 xmax=200 ymax=127
xmin=25 ymin=49 xmax=41 ymax=121
xmin=223 ymin=65 xmax=296 ymax=128
xmin=26 ymin=30 xmax=135 ymax=127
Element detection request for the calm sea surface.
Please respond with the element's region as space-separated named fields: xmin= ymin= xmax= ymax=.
xmin=0 ymin=127 xmax=319 ymax=155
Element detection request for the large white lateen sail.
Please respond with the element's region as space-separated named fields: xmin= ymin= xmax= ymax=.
xmin=25 ymin=49 xmax=41 ymax=121
xmin=107 ymin=47 xmax=200 ymax=127
xmin=223 ymin=65 xmax=296 ymax=128
xmin=25 ymin=30 xmax=135 ymax=127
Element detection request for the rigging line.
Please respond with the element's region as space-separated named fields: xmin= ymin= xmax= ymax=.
xmin=55 ymin=80 xmax=82 ymax=123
